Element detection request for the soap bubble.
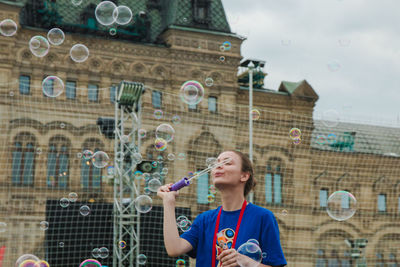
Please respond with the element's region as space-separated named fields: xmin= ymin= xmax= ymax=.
xmin=79 ymin=259 xmax=102 ymax=267
xmin=176 ymin=259 xmax=186 ymax=266
xmin=327 ymin=191 xmax=357 ymax=221
xmin=59 ymin=242 xmax=64 ymax=247
xmin=29 ymin=36 xmax=50 ymax=57
xmin=289 ymin=128 xmax=301 ymax=139
xmin=99 ymin=247 xmax=109 ymax=258
xmin=327 ymin=133 xmax=337 ymax=144
xmin=113 ymin=5 xmax=132 ymax=25
xmin=223 ymin=41 xmax=231 ymax=51
xmin=15 ymin=254 xmax=40 ymax=267
xmin=172 ymin=115 xmax=181 ymax=124
xmin=109 ymin=27 xmax=117 ymax=36
xmin=42 ymin=76 xmax=64 ymax=97
xmin=92 ymin=151 xmax=109 ymax=168
xmin=95 ymin=1 xmax=117 ymax=26
xmin=205 ymin=77 xmax=214 ymax=87
xmin=237 ymin=241 xmax=262 ymax=266
xmin=68 ymin=192 xmax=78 ymax=202
xmin=179 ymin=80 xmax=204 ymax=105
xmin=316 ymin=134 xmax=326 ymax=145
xmin=70 ymin=44 xmax=89 ymax=63
xmin=134 ymin=195 xmax=152 ymax=213
xmin=154 ymin=138 xmax=167 ymax=151
xmin=47 ymin=28 xmax=65 ymax=45
xmin=118 ymin=240 xmax=127 ymax=249
xmin=179 ymin=219 xmax=192 ymax=232
xmin=156 ymin=124 xmax=175 ymax=142
xmin=39 ymin=221 xmax=49 ymax=230
xmin=262 ymin=252 xmax=267 ymax=258
xmin=153 ymin=109 xmax=163 ymax=119
xmin=35 ymin=260 xmax=50 ymax=267
xmin=292 ymin=138 xmax=301 ymax=145
xmin=207 ymin=194 xmax=215 ymax=203
xmin=167 ymin=153 xmax=175 ymax=161
xmin=219 ymin=56 xmax=225 ymax=62
xmin=161 ymin=167 xmax=168 ymax=175
xmin=60 ymin=197 xmax=70 ymax=208
xmin=132 ymin=152 xmax=143 ymax=165
xmin=148 ymin=178 xmax=162 ymax=192
xmin=247 ymin=239 xmax=260 ymax=246
xmin=0 ymin=222 xmax=7 ymax=233
xmin=206 ymin=157 xmax=217 ymax=167
xmin=322 ymin=109 xmax=340 ymax=128
xmin=137 ymin=254 xmax=147 ymax=265
xmin=138 ymin=128 xmax=147 ymax=138
xmin=177 ymin=153 xmax=185 ymax=160
xmin=92 ymin=248 xmax=100 ymax=258
xmin=251 ymin=109 xmax=261 ymax=120
xmin=209 ymin=184 xmax=217 ymax=194
xmin=0 ymin=19 xmax=17 ymax=36
xmin=79 ymin=205 xmax=91 ymax=216
xmin=176 ymin=215 xmax=188 ymax=227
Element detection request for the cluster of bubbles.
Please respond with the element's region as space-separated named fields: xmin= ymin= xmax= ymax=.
xmin=251 ymin=109 xmax=261 ymax=121
xmin=236 ymin=239 xmax=263 ymax=267
xmin=289 ymin=128 xmax=302 ymax=145
xmin=316 ymin=133 xmax=337 ymax=145
xmin=15 ymin=254 xmax=50 ymax=267
xmin=79 ymin=259 xmax=102 ymax=267
xmin=176 ymin=215 xmax=192 ymax=232
xmin=0 ymin=18 xmax=17 ymax=37
xmin=79 ymin=150 xmax=109 ymax=168
xmin=217 ymin=41 xmax=231 ymax=62
xmin=95 ymin=1 xmax=133 ymax=26
xmin=179 ymin=80 xmax=205 ymax=105
xmin=326 ymin=190 xmax=357 ymax=221
xmin=91 ymin=247 xmax=110 ymax=259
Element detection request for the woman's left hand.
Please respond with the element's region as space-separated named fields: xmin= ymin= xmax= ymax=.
xmin=217 ymin=249 xmax=239 ymax=267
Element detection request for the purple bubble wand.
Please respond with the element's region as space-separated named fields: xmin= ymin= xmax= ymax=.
xmin=170 ymin=158 xmax=231 ymax=191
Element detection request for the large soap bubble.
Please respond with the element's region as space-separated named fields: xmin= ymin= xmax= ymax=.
xmin=29 ymin=36 xmax=50 ymax=57
xmin=47 ymin=28 xmax=65 ymax=45
xmin=95 ymin=1 xmax=118 ymax=26
xmin=326 ymin=190 xmax=357 ymax=221
xmin=42 ymin=76 xmax=64 ymax=97
xmin=15 ymin=254 xmax=40 ymax=267
xmin=134 ymin=195 xmax=152 ymax=213
xmin=113 ymin=5 xmax=132 ymax=25
xmin=237 ymin=241 xmax=262 ymax=267
xmin=0 ymin=19 xmax=17 ymax=36
xmin=179 ymin=80 xmax=204 ymax=105
xmin=70 ymin=44 xmax=89 ymax=63
xmin=155 ymin=123 xmax=175 ymax=142
xmin=92 ymin=151 xmax=109 ymax=168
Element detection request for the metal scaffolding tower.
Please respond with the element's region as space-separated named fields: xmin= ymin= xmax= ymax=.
xmin=112 ymin=81 xmax=145 ymax=267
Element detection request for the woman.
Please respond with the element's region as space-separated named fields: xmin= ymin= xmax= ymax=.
xmin=157 ymin=151 xmax=287 ymax=267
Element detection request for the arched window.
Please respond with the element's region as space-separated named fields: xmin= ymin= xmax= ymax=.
xmin=47 ymin=137 xmax=70 ymax=188
xmin=327 ymin=249 xmax=340 ymax=267
xmin=81 ymin=139 xmax=104 ymax=190
xmin=316 ymin=249 xmax=326 ymax=267
xmin=11 ymin=133 xmax=36 ymax=186
xmin=388 ymin=253 xmax=397 ymax=267
xmin=265 ymin=158 xmax=282 ymax=204
xmin=375 ymin=252 xmax=384 ymax=267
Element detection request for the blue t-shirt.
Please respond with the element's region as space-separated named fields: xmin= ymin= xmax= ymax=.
xmin=181 ymin=203 xmax=287 ymax=266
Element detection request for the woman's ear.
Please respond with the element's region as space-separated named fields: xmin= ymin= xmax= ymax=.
xmin=240 ymin=172 xmax=250 ymax=182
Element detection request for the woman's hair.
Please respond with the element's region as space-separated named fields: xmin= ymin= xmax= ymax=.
xmin=229 ymin=150 xmax=256 ymax=197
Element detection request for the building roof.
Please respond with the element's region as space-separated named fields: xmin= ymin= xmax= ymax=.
xmin=6 ymin=0 xmax=231 ymax=44
xmin=312 ymin=120 xmax=400 ymax=157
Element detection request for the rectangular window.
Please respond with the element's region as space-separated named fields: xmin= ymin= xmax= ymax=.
xmin=319 ymin=189 xmax=328 ymax=207
xmin=274 ymin=173 xmax=282 ymax=204
xmin=398 ymin=196 xmax=400 ymax=213
xmin=341 ymin=193 xmax=350 ymax=209
xmin=378 ymin=194 xmax=386 ymax=212
xmin=265 ymin=173 xmax=272 ymax=203
xmin=88 ymin=84 xmax=98 ymax=102
xmin=152 ymin=91 xmax=162 ymax=108
xmin=188 ymin=103 xmax=197 ymax=111
xmin=110 ymin=85 xmax=117 ymax=103
xmin=208 ymin=96 xmax=217 ymax=113
xmin=66 ymin=81 xmax=76 ymax=99
xmin=197 ymin=172 xmax=209 ymax=204
xmin=19 ymin=75 xmax=30 ymax=95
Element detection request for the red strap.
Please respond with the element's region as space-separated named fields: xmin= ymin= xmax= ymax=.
xmin=212 ymin=200 xmax=247 ymax=267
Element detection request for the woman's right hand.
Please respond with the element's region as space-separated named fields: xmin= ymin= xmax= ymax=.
xmin=157 ymin=183 xmax=179 ymax=205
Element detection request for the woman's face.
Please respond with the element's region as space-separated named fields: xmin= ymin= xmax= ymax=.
xmin=211 ymin=151 xmax=247 ymax=189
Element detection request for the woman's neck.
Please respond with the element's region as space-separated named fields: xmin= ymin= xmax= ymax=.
xmin=220 ymin=187 xmax=246 ymax=211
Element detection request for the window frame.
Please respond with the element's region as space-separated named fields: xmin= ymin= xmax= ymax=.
xmin=19 ymin=75 xmax=31 ymax=95
xmin=208 ymin=96 xmax=217 ymax=113
xmin=88 ymin=83 xmax=99 ymax=102
xmin=66 ymin=80 xmax=77 ymax=100
xmin=152 ymin=90 xmax=162 ymax=109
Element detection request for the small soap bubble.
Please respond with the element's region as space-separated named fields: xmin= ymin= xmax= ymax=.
xmin=70 ymin=44 xmax=89 ymax=63
xmin=42 ymin=76 xmax=64 ymax=98
xmin=289 ymin=128 xmax=301 ymax=139
xmin=79 ymin=205 xmax=91 ymax=216
xmin=161 ymin=167 xmax=168 ymax=175
xmin=109 ymin=27 xmax=117 ymax=36
xmin=322 ymin=109 xmax=340 ymax=128
xmin=172 ymin=115 xmax=181 ymax=124
xmin=316 ymin=134 xmax=326 ymax=145
xmin=179 ymin=219 xmax=192 ymax=232
xmin=113 ymin=5 xmax=132 ymax=25
xmin=92 ymin=151 xmax=109 ymax=168
xmin=154 ymin=138 xmax=167 ymax=151
xmin=219 ymin=45 xmax=225 ymax=52
xmin=223 ymin=41 xmax=231 ymax=51
xmin=153 ymin=109 xmax=163 ymax=119
xmin=134 ymin=171 xmax=143 ymax=180
xmin=262 ymin=252 xmax=267 ymax=259
xmin=205 ymin=77 xmax=214 ymax=87
xmin=176 ymin=215 xmax=188 ymax=227
xmin=138 ymin=128 xmax=147 ymax=138
xmin=167 ymin=153 xmax=175 ymax=161
xmin=219 ymin=56 xmax=225 ymax=62
xmin=47 ymin=28 xmax=65 ymax=45
xmin=151 ymin=161 xmax=157 ymax=168
xmin=327 ymin=133 xmax=337 ymax=144
xmin=59 ymin=242 xmax=64 ymax=248
xmin=29 ymin=36 xmax=50 ymax=57
xmin=92 ymin=248 xmax=100 ymax=258
xmin=107 ymin=166 xmax=115 ymax=176
xmin=79 ymin=259 xmax=102 ymax=267
xmin=209 ymin=184 xmax=217 ymax=194
xmin=155 ymin=123 xmax=175 ymax=142
xmin=134 ymin=195 xmax=153 ymax=213
xmin=327 ymin=191 xmax=357 ymax=221
xmin=292 ymin=138 xmax=301 ymax=145
xmin=83 ymin=150 xmax=94 ymax=160
xmin=116 ymin=151 xmax=124 ymax=162
xmin=207 ymin=194 xmax=215 ymax=203
xmin=176 ymin=259 xmax=186 ymax=266
xmin=15 ymin=254 xmax=40 ymax=267
xmin=95 ymin=1 xmax=117 ymax=26
xmin=281 ymin=209 xmax=288 ymax=216
xmin=119 ymin=240 xmax=127 ymax=249
xmin=251 ymin=109 xmax=261 ymax=120
xmin=0 ymin=19 xmax=17 ymax=36
xmin=60 ymin=197 xmax=70 ymax=208
xmin=177 ymin=153 xmax=186 ymax=160
xmin=40 ymin=221 xmax=49 ymax=230
xmin=68 ymin=192 xmax=78 ymax=202
xmin=99 ymin=247 xmax=109 ymax=259
xmin=36 ymin=148 xmax=42 ymax=154
xmin=137 ymin=254 xmax=147 ymax=265
xmin=179 ymin=80 xmax=204 ymax=105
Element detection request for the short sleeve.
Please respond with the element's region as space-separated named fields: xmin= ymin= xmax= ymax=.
xmin=261 ymin=212 xmax=287 ymax=266
xmin=180 ymin=213 xmax=203 ymax=258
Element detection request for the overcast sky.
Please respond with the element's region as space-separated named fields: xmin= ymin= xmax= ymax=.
xmin=221 ymin=0 xmax=400 ymax=127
